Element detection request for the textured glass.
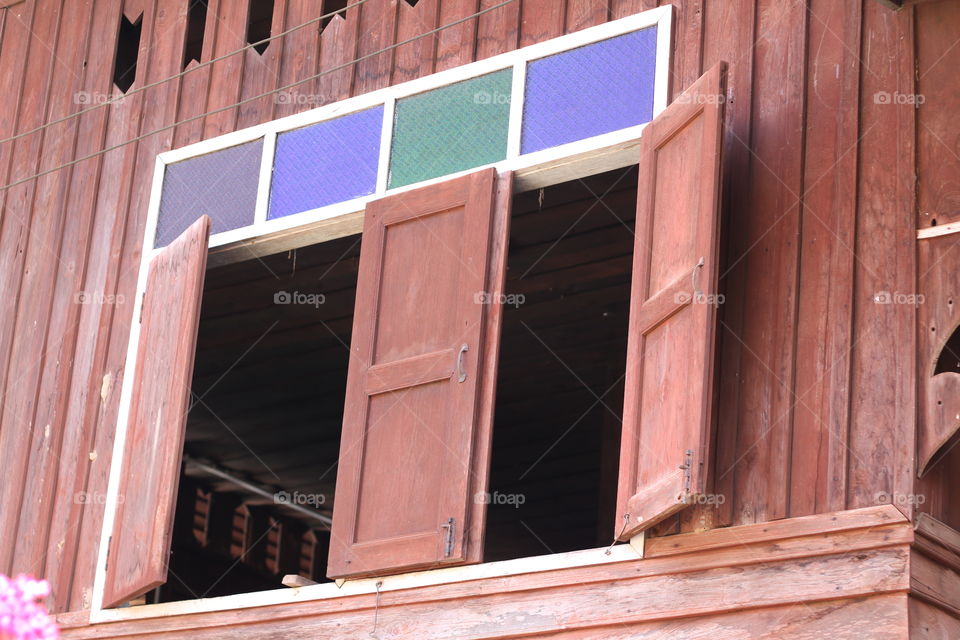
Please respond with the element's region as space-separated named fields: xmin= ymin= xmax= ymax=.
xmin=269 ymin=106 xmax=384 ymax=220
xmin=388 ymin=69 xmax=512 ymax=189
xmin=521 ymin=27 xmax=658 ymax=155
xmin=156 ymin=139 xmax=263 ymax=247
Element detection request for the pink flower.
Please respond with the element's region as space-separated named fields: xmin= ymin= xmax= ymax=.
xmin=0 ymin=575 xmax=59 ymax=640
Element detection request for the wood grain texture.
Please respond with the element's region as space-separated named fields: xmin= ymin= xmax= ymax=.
xmin=617 ymin=63 xmax=725 ymax=539
xmin=103 ymin=216 xmax=211 ymax=608
xmin=0 ymin=0 xmax=943 ymax=616
xmin=910 ymin=597 xmax=960 ymax=640
xmin=328 ymin=168 xmax=501 ymax=578
xmin=847 ymin=1 xmax=917 ymax=514
xmin=10 ymin=0 xmax=97 ymax=583
xmin=0 ymin=0 xmax=58 ymax=574
xmin=788 ymin=0 xmax=860 ymax=517
xmin=60 ymin=506 xmax=912 ymax=638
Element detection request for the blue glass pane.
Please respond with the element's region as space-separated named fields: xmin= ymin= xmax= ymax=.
xmin=156 ymin=139 xmax=263 ymax=247
xmin=521 ymin=27 xmax=658 ymax=155
xmin=269 ymin=106 xmax=384 ymax=220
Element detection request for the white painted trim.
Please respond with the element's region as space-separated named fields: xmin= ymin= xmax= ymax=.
xmin=158 ymin=5 xmax=669 ymax=169
xmin=208 ymin=122 xmax=650 ymax=262
xmin=375 ymin=97 xmax=395 ymax=195
xmin=917 ymin=223 xmax=960 ymax=240
xmin=652 ymin=4 xmax=673 ymax=115
xmin=154 ymin=6 xmax=672 ymax=250
xmin=253 ymin=131 xmax=277 ymax=225
xmin=89 ymin=543 xmax=641 ymax=623
xmin=506 ymin=59 xmax=526 ymax=159
xmin=97 ymin=5 xmax=673 ymax=616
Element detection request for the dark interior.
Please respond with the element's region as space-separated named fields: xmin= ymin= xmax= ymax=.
xmin=485 ymin=167 xmax=635 ymax=560
xmin=246 ymin=0 xmax=276 ymax=54
xmin=160 ymin=166 xmax=636 ymax=602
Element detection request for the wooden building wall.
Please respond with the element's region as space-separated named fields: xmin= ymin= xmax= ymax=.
xmin=0 ymin=0 xmax=954 ymax=614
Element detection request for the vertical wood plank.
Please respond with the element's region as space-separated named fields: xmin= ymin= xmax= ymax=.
xmin=9 ymin=0 xmax=97 ymax=581
xmin=610 ymin=0 xmax=650 ymax=20
xmin=724 ymin=0 xmax=807 ymax=526
xmin=788 ymin=0 xmax=861 ymax=518
xmin=317 ymin=2 xmax=358 ymax=104
xmin=173 ymin=0 xmax=219 ymax=147
xmin=60 ymin=3 xmax=149 ymax=609
xmin=42 ymin=0 xmax=122 ymax=611
xmin=564 ymin=0 xmax=607 ymax=33
xmin=275 ymin=0 xmax=320 ymax=118
xmin=202 ymin=0 xmax=249 ymax=138
xmin=913 ymin=0 xmax=960 ymax=530
xmin=237 ymin=0 xmax=287 ymax=128
xmin=0 ymin=0 xmax=63 ymax=574
xmin=435 ymin=0 xmax=478 ymax=72
xmin=519 ymin=0 xmax=565 ymax=47
xmin=69 ymin=0 xmax=190 ymax=610
xmin=915 ymin=0 xmax=960 ymax=230
xmin=392 ymin=0 xmax=439 ymax=84
xmin=668 ymin=0 xmax=703 ymax=98
xmin=353 ymin=0 xmax=398 ymax=94
xmin=475 ymin=0 xmax=519 ymax=60
xmin=847 ymin=2 xmax=916 ymax=513
xmin=700 ymin=0 xmax=756 ymax=528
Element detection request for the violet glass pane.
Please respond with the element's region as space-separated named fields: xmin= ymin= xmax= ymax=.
xmin=269 ymin=106 xmax=384 ymax=220
xmin=521 ymin=27 xmax=658 ymax=155
xmin=156 ymin=139 xmax=263 ymax=247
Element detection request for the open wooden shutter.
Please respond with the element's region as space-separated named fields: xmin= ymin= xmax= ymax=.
xmin=103 ymin=216 xmax=211 ymax=607
xmin=616 ymin=64 xmax=727 ymax=540
xmin=329 ymin=168 xmax=509 ymax=579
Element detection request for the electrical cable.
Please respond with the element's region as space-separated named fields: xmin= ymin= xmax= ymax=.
xmin=0 ymin=0 xmax=519 ymax=193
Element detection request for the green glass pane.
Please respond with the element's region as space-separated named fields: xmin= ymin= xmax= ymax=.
xmin=388 ymin=69 xmax=513 ymax=189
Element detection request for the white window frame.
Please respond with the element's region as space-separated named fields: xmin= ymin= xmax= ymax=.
xmin=90 ymin=5 xmax=672 ymax=618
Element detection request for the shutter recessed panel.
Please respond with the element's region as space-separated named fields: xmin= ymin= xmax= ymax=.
xmin=103 ymin=216 xmax=211 ymax=607
xmin=329 ymin=168 xmax=507 ymax=579
xmin=616 ymin=64 xmax=726 ymax=540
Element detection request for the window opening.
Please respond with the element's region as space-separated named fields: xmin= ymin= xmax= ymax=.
xmin=155 ymin=235 xmax=359 ymax=602
xmin=484 ymin=167 xmax=636 ymax=560
xmin=113 ymin=12 xmax=142 ymax=93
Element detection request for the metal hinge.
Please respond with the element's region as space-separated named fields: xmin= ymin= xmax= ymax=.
xmin=104 ymin=535 xmax=112 ymax=572
xmin=441 ymin=517 xmax=455 ymax=557
xmin=679 ymin=449 xmax=694 ymax=498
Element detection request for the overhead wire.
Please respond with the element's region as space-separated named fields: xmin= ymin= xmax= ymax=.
xmin=0 ymin=0 xmax=520 ymax=193
xmin=0 ymin=0 xmax=372 ymax=146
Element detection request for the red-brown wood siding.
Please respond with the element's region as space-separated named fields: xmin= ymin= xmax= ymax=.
xmin=0 ymin=0 xmax=947 ymax=613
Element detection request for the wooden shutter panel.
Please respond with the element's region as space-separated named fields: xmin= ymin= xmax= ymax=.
xmin=103 ymin=216 xmax=211 ymax=607
xmin=616 ymin=64 xmax=727 ymax=540
xmin=329 ymin=168 xmax=509 ymax=579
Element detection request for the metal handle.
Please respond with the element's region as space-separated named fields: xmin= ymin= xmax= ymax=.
xmin=457 ymin=344 xmax=469 ymax=383
xmin=691 ymin=256 xmax=705 ymax=297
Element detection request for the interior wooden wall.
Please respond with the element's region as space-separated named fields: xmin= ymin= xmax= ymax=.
xmin=0 ymin=0 xmax=951 ymax=614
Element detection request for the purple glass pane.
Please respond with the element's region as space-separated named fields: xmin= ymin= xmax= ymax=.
xmin=156 ymin=139 xmax=263 ymax=247
xmin=269 ymin=106 xmax=384 ymax=220
xmin=521 ymin=27 xmax=658 ymax=155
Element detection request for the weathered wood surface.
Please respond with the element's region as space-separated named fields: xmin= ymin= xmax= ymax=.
xmin=103 ymin=217 xmax=211 ymax=609
xmin=617 ymin=63 xmax=725 ymax=539
xmin=58 ymin=506 xmax=912 ymax=638
xmin=329 ymin=169 xmax=500 ymax=578
xmin=910 ymin=597 xmax=960 ymax=640
xmin=910 ymin=513 xmax=960 ymax=630
xmin=0 ymin=0 xmax=945 ymax=614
